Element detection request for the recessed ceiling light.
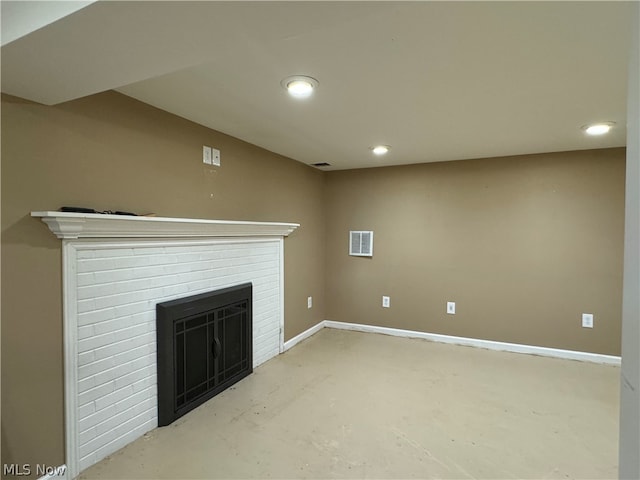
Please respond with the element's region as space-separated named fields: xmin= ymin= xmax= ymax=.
xmin=281 ymin=75 xmax=319 ymax=98
xmin=582 ymin=122 xmax=615 ymax=136
xmin=371 ymin=145 xmax=391 ymax=155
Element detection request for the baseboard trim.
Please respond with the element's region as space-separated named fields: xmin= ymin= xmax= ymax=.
xmin=323 ymin=320 xmax=621 ymax=365
xmin=283 ymin=321 xmax=325 ymax=351
xmin=37 ymin=465 xmax=68 ymax=480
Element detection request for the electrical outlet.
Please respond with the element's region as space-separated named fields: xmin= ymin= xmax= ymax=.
xmin=447 ymin=301 xmax=456 ymax=314
xmin=307 ymin=296 xmax=312 ymax=309
xmin=382 ymin=296 xmax=390 ymax=308
xmin=582 ymin=313 xmax=594 ymax=328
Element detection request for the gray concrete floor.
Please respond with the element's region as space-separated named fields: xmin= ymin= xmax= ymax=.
xmin=80 ymin=328 xmax=620 ymax=479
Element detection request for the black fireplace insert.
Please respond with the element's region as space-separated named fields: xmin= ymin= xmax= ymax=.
xmin=156 ymin=283 xmax=252 ymax=426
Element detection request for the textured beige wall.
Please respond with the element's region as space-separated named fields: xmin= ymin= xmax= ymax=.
xmin=325 ymin=149 xmax=625 ymax=356
xmin=1 ymin=90 xmax=626 ymax=474
xmin=0 ymin=92 xmax=326 ymax=472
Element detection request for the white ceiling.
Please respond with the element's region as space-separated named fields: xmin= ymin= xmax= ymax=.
xmin=1 ymin=1 xmax=631 ymax=170
xmin=0 ymin=0 xmax=96 ymax=46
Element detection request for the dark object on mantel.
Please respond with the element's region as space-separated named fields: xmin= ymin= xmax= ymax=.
xmin=60 ymin=206 xmax=137 ymax=216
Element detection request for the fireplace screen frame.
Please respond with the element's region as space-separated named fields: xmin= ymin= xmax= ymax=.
xmin=156 ymin=282 xmax=253 ymax=426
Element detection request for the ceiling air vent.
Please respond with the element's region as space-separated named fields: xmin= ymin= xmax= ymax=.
xmin=311 ymin=162 xmax=331 ymax=168
xmin=349 ymin=231 xmax=373 ymax=257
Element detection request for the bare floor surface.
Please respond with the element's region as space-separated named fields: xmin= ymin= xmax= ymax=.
xmin=80 ymin=329 xmax=620 ymax=479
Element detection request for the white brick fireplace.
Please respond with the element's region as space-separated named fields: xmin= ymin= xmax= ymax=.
xmin=32 ymin=212 xmax=299 ymax=479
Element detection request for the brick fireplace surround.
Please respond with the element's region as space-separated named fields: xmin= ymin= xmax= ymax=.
xmin=32 ymin=212 xmax=298 ymax=479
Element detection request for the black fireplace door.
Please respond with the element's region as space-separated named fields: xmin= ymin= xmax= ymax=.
xmin=156 ymin=283 xmax=252 ymax=426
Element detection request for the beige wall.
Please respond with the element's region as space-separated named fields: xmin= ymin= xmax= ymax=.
xmin=325 ymin=149 xmax=625 ymax=356
xmin=0 ymin=92 xmax=326 ymax=472
xmin=1 ymin=90 xmax=626 ymax=474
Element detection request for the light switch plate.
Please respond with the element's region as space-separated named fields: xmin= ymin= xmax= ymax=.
xmin=382 ymin=296 xmax=390 ymax=308
xmin=203 ymin=145 xmax=213 ymax=165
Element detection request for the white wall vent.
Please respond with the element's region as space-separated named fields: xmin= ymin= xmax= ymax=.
xmin=349 ymin=231 xmax=373 ymax=257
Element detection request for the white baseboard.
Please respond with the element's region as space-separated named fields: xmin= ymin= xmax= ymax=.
xmin=37 ymin=465 xmax=68 ymax=480
xmin=319 ymin=320 xmax=621 ymax=365
xmin=283 ymin=321 xmax=325 ymax=351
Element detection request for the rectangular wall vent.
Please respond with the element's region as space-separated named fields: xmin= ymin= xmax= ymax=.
xmin=349 ymin=231 xmax=373 ymax=257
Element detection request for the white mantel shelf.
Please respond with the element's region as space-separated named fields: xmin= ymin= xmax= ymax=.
xmin=31 ymin=211 xmax=299 ymax=239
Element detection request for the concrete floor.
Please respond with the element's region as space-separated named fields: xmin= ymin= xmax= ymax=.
xmin=80 ymin=328 xmax=620 ymax=479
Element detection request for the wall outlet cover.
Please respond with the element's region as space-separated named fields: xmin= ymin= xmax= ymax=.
xmin=582 ymin=313 xmax=594 ymax=328
xmin=447 ymin=301 xmax=456 ymax=314
xmin=382 ymin=296 xmax=390 ymax=308
xmin=307 ymin=296 xmax=312 ymax=309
